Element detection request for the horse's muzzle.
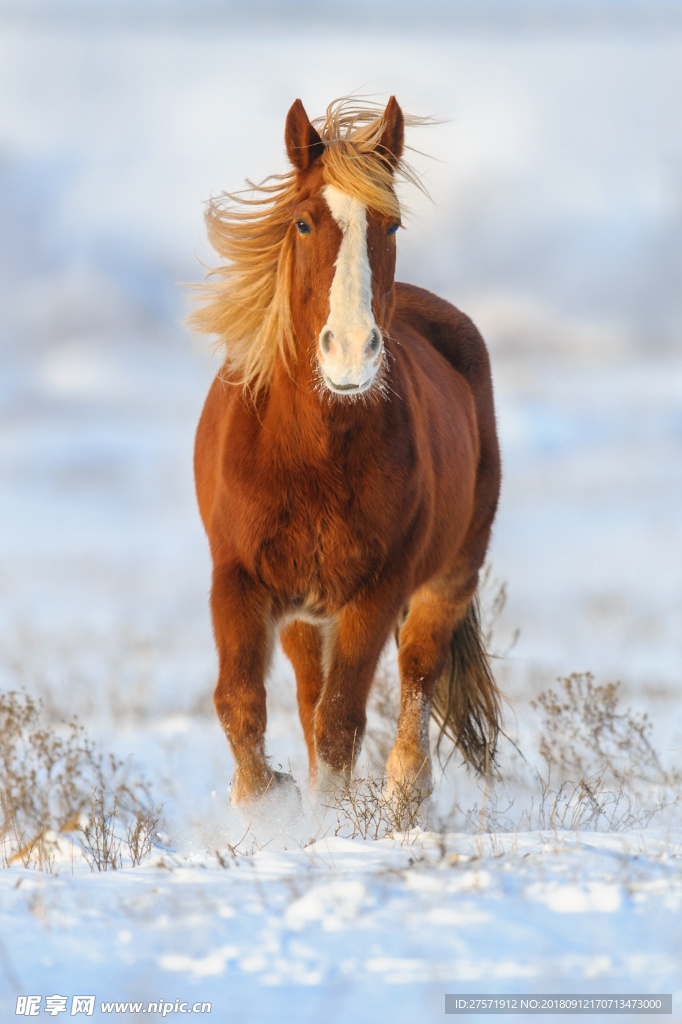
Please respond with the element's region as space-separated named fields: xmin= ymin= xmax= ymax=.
xmin=322 ymin=373 xmax=375 ymax=395
xmin=317 ymin=326 xmax=383 ymax=396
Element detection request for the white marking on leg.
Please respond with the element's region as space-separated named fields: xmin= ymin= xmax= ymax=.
xmin=315 ymin=754 xmax=350 ymax=801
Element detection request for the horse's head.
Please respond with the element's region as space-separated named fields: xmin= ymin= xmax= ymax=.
xmin=285 ymin=97 xmax=404 ymax=398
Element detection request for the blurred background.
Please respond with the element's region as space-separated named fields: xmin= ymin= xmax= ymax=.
xmin=0 ymin=1 xmax=680 ymax=808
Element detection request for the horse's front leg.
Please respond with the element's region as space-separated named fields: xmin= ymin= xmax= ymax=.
xmin=314 ymin=598 xmax=397 ymax=799
xmin=211 ymin=565 xmax=294 ymax=808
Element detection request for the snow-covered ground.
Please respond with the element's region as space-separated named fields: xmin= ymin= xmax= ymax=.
xmin=2 ymin=830 xmax=681 ymax=1022
xmin=1 ymin=13 xmax=681 ymax=1022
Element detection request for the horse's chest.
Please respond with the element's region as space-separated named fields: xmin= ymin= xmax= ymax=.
xmin=249 ymin=468 xmax=387 ymax=609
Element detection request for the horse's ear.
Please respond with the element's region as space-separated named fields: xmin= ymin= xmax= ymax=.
xmin=285 ymin=99 xmax=324 ymax=171
xmin=379 ymin=95 xmax=404 ymax=168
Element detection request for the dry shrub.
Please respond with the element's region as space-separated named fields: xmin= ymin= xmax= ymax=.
xmin=337 ymin=570 xmax=680 ymax=840
xmin=78 ymin=790 xmax=162 ymax=871
xmin=125 ymin=806 xmax=163 ymax=867
xmin=362 ymin=667 xmax=680 ymax=839
xmin=325 ymin=765 xmax=424 ymax=841
xmin=78 ymin=790 xmax=124 ymax=872
xmin=527 ymin=673 xmax=681 ymax=832
xmin=0 ymin=688 xmax=162 ymax=870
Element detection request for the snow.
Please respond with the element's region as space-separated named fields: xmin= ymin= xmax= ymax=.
xmin=2 ymin=832 xmax=681 ymax=1019
xmin=1 ymin=10 xmax=681 ymax=1022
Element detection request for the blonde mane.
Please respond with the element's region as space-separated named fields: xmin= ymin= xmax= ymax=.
xmin=188 ymin=97 xmax=432 ymax=396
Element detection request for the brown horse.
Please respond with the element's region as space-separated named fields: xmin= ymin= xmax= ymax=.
xmin=191 ymin=97 xmax=501 ymax=810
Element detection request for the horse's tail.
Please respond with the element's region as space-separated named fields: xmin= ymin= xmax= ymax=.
xmin=430 ymin=596 xmax=501 ymax=775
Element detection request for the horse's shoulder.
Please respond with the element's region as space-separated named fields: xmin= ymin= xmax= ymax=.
xmin=393 ymin=282 xmax=491 ymax=386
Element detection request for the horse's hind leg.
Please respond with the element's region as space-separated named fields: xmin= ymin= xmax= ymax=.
xmin=279 ymin=621 xmax=325 ymax=790
xmin=387 ymin=575 xmax=476 ymax=803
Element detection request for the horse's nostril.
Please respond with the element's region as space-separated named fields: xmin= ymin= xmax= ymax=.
xmin=367 ymin=329 xmax=381 ymax=356
xmin=320 ymin=329 xmax=334 ymax=355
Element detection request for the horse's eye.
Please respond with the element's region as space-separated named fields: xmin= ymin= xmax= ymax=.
xmin=296 ymin=220 xmax=312 ymax=234
xmin=386 ymin=223 xmax=400 ymax=236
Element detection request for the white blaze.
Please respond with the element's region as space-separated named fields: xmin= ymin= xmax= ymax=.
xmin=319 ymin=184 xmax=382 ymax=392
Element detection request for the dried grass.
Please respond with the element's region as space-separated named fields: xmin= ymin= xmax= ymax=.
xmin=324 ymin=764 xmax=424 ymax=842
xmin=525 ymin=673 xmax=681 ymax=832
xmin=0 ymin=688 xmax=163 ymax=871
xmin=348 ymin=581 xmax=681 ymax=843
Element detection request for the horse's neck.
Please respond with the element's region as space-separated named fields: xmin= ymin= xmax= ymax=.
xmin=258 ymin=355 xmax=375 ymax=461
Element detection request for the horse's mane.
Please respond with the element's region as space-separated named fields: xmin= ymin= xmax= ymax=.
xmin=188 ymin=97 xmax=432 ymax=396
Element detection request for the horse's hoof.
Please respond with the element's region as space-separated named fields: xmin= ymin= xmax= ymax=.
xmin=313 ymin=759 xmax=351 ymax=808
xmin=384 ymin=774 xmax=433 ymax=819
xmin=231 ymin=770 xmax=302 ymax=822
xmin=385 ymin=749 xmax=433 ymax=813
xmin=269 ymin=770 xmax=302 ymax=802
